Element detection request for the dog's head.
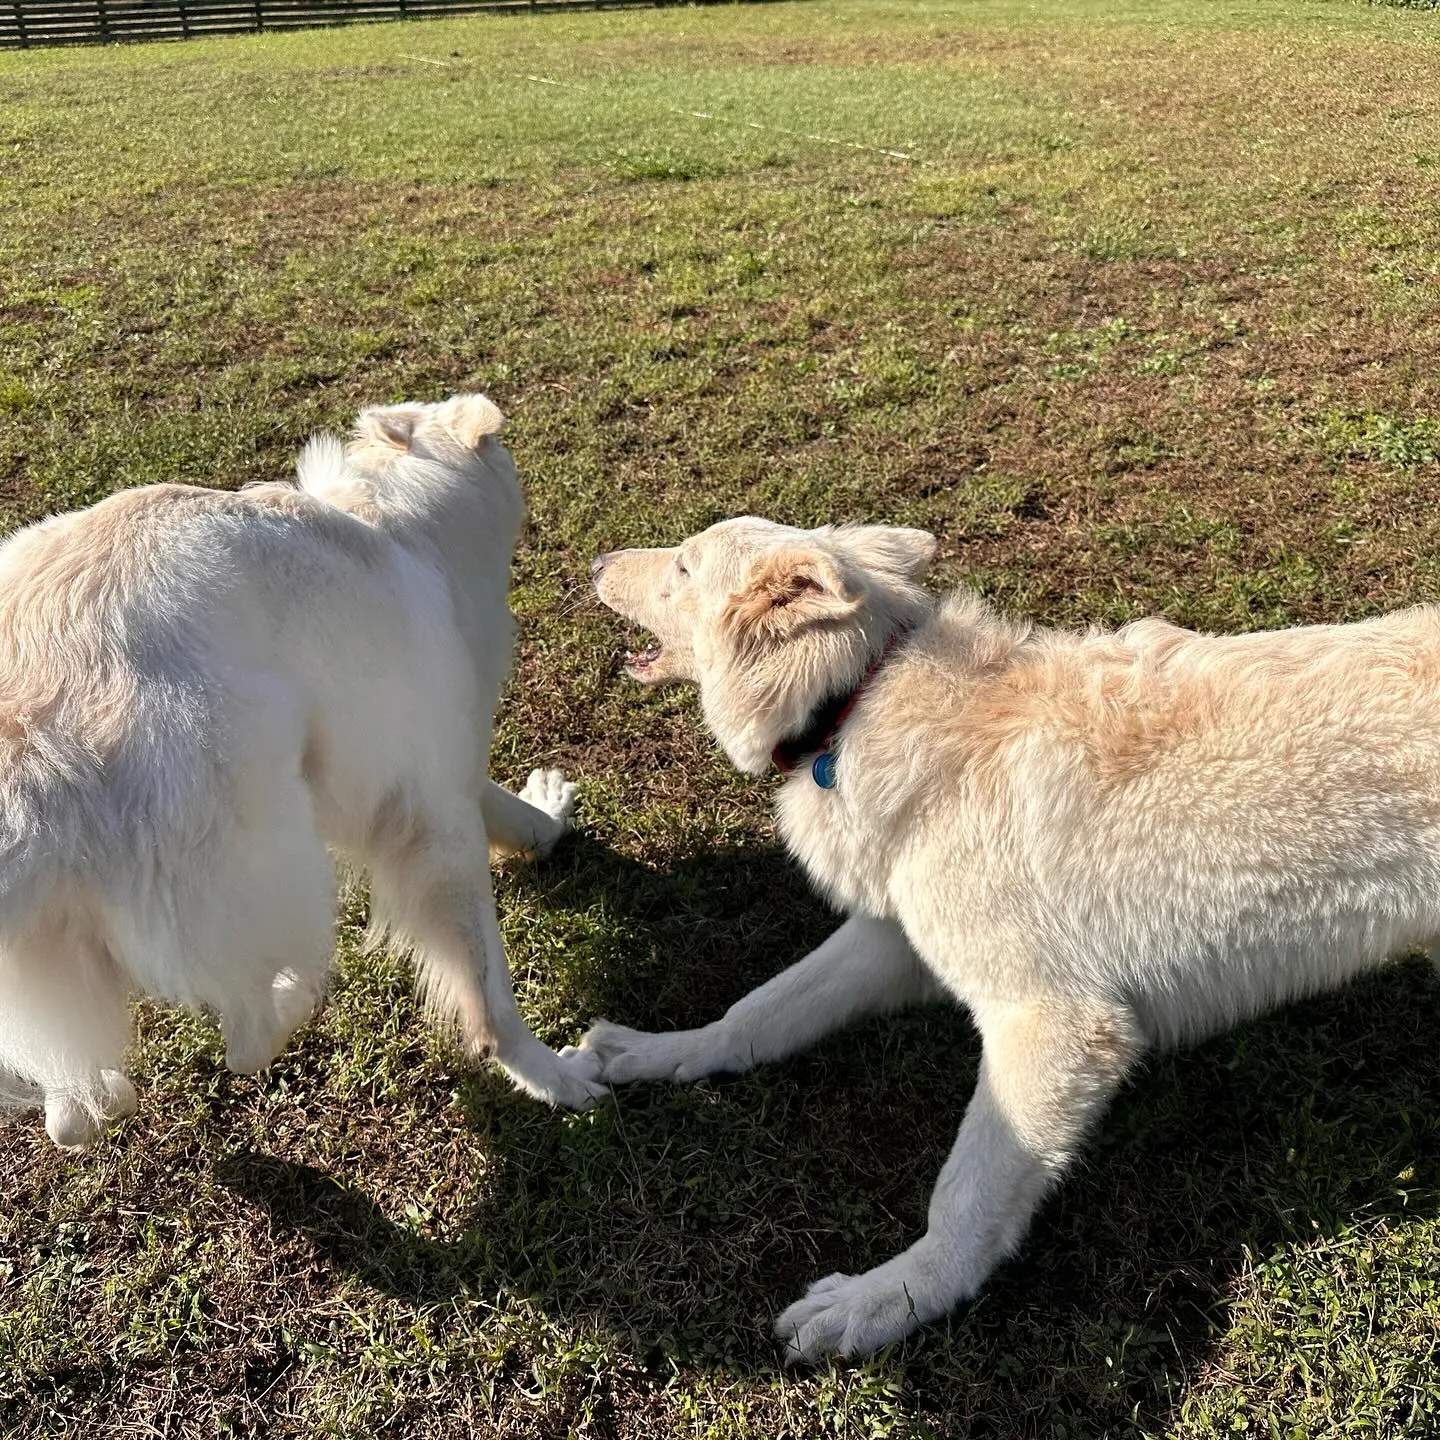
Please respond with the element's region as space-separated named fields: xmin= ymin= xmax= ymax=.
xmin=346 ymin=393 xmax=507 ymax=472
xmin=593 ymin=517 xmax=936 ymax=773
xmin=296 ymin=393 xmax=520 ymax=535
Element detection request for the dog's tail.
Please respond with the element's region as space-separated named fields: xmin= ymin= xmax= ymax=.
xmin=294 ymin=434 xmax=378 ymax=518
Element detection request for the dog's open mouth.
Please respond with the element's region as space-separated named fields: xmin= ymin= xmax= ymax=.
xmin=623 ymin=638 xmax=664 ymax=679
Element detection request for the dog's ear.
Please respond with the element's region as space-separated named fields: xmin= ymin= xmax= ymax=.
xmin=723 ymin=546 xmax=862 ymax=641
xmin=839 ymin=524 xmax=938 ymax=581
xmin=435 ymin=393 xmax=506 ymax=450
xmin=352 ymin=405 xmax=422 ymax=455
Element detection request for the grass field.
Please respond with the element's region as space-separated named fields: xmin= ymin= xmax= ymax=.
xmin=4 ymin=0 xmax=1440 ymax=1434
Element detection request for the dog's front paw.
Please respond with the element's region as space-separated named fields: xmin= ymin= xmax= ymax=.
xmin=518 ymin=768 xmax=578 ymax=854
xmin=774 ymin=1268 xmax=925 ymax=1364
xmin=562 ymin=1019 xmax=738 ymax=1085
xmin=501 ymin=1036 xmax=609 ymax=1111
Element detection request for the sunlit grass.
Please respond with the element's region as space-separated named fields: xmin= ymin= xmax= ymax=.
xmin=4 ymin=1 xmax=1440 ymax=1434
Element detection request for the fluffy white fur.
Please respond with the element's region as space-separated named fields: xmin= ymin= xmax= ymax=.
xmin=572 ymin=514 xmax=1440 ymax=1362
xmin=0 ymin=392 xmax=604 ymax=1150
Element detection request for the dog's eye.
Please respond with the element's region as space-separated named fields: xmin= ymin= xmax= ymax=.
xmin=675 ymin=556 xmax=689 ymax=578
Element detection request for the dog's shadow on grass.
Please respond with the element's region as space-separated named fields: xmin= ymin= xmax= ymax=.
xmin=215 ymin=1149 xmax=474 ymax=1304
xmin=221 ymin=833 xmax=1440 ymax=1431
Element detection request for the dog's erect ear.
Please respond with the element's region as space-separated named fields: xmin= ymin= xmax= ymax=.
xmin=839 ymin=524 xmax=938 ymax=581
xmin=353 ymin=404 xmax=423 ymax=455
xmin=723 ymin=546 xmax=862 ymax=641
xmin=435 ymin=393 xmax=506 ymax=450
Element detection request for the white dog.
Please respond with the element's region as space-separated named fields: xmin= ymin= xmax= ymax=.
xmin=0 ymin=393 xmax=605 ymax=1151
xmin=573 ymin=515 xmax=1440 ymax=1363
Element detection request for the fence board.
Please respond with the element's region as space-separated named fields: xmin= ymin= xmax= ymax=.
xmin=1 ymin=0 xmax=729 ymax=46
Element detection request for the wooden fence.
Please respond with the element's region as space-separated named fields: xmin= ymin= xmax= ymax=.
xmin=0 ymin=0 xmax=733 ymax=49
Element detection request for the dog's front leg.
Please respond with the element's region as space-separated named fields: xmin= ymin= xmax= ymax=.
xmin=466 ymin=864 xmax=608 ymax=1108
xmin=567 ymin=914 xmax=940 ymax=1083
xmin=481 ymin=772 xmax=578 ymax=860
xmin=775 ymin=996 xmax=1146 ymax=1363
xmin=371 ymin=815 xmax=606 ymax=1109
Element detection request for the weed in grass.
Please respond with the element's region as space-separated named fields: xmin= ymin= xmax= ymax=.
xmin=1319 ymin=410 xmax=1440 ymax=469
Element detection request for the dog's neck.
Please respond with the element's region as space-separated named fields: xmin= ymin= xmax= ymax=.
xmin=771 ymin=629 xmax=910 ymax=776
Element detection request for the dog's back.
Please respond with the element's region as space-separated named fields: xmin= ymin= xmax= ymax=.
xmin=0 ymin=485 xmax=372 ymax=1134
xmin=0 ymin=396 xmax=525 ymax=1144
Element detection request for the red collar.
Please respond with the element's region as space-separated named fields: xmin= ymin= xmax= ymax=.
xmin=770 ymin=629 xmax=909 ymax=783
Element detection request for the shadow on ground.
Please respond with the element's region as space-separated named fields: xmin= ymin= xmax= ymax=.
xmin=220 ymin=833 xmax=1440 ymax=1434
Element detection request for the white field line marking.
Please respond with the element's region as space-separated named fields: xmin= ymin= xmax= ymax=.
xmin=512 ymin=72 xmax=924 ymax=164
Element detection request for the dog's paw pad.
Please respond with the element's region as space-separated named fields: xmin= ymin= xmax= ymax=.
xmin=518 ymin=771 xmax=578 ymax=858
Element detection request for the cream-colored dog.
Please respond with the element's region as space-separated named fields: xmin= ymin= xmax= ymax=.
xmin=0 ymin=393 xmax=605 ymax=1150
xmin=574 ymin=515 xmax=1440 ymax=1363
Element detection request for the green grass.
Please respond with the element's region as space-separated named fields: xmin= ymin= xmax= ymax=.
xmin=4 ymin=0 xmax=1440 ymax=1434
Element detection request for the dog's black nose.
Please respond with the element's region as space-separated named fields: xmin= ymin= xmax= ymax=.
xmin=590 ymin=554 xmax=610 ymax=580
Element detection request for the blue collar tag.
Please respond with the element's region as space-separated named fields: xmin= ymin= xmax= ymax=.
xmin=811 ymin=751 xmax=837 ymax=789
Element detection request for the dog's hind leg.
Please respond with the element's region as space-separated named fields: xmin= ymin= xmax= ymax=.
xmin=213 ymin=859 xmax=334 ymax=1075
xmin=774 ymin=994 xmax=1146 ymax=1363
xmin=569 ymin=914 xmax=940 ymax=1084
xmin=0 ymin=1064 xmax=42 ymax=1115
xmin=481 ymin=771 xmax=578 ymax=860
xmin=366 ymin=803 xmax=604 ymax=1109
xmin=0 ymin=931 xmax=136 ymax=1150
xmin=180 ymin=771 xmax=335 ymax=1076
